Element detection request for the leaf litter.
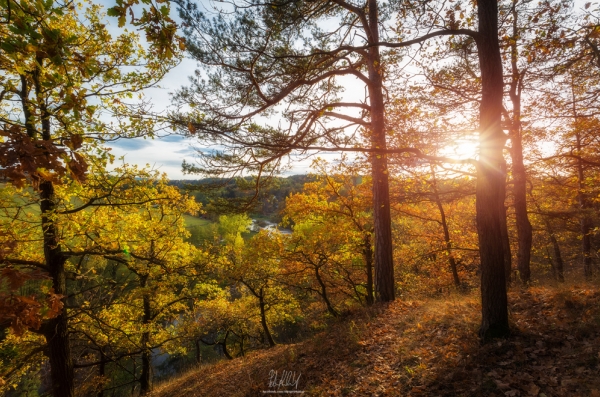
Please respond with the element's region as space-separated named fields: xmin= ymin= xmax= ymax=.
xmin=152 ymin=284 xmax=600 ymax=396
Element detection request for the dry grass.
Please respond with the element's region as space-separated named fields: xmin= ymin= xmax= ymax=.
xmin=152 ymin=283 xmax=600 ymax=397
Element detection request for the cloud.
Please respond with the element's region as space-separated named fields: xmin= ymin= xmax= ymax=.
xmin=157 ymin=134 xmax=186 ymax=143
xmin=173 ymin=147 xmax=198 ymax=156
xmin=109 ymin=138 xmax=153 ymax=151
xmin=159 ymin=159 xmax=188 ymax=168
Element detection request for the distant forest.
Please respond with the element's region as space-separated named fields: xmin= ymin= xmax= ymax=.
xmin=169 ymin=175 xmax=315 ymax=221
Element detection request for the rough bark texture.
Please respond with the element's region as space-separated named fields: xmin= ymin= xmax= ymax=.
xmin=475 ymin=0 xmax=510 ymax=339
xmin=367 ymin=0 xmax=395 ymax=302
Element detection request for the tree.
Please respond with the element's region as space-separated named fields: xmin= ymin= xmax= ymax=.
xmin=174 ymin=0 xmax=404 ymax=302
xmin=195 ymin=216 xmax=298 ymax=354
xmin=64 ymin=169 xmax=200 ymax=395
xmin=0 ymin=0 xmax=178 ymax=394
xmin=175 ymin=0 xmax=516 ymax=335
xmin=284 ymin=158 xmax=375 ymax=305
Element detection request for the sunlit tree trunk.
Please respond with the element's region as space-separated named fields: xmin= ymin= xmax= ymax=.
xmin=366 ymin=0 xmax=395 ymax=303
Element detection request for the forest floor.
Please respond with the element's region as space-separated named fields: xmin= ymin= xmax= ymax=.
xmin=152 ymin=283 xmax=600 ymax=396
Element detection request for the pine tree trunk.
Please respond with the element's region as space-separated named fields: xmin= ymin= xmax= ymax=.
xmin=367 ymin=0 xmax=395 ymax=302
xmin=363 ymin=233 xmax=375 ymax=305
xmin=476 ymin=0 xmax=510 ymax=339
xmin=508 ymin=0 xmax=533 ymax=285
xmin=500 ymin=203 xmax=512 ymax=285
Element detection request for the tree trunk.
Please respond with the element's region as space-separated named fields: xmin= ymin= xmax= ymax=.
xmin=500 ymin=203 xmax=512 ymax=285
xmin=431 ymin=166 xmax=460 ymax=287
xmin=315 ymin=266 xmax=338 ymax=317
xmin=40 ymin=157 xmax=74 ymax=397
xmin=195 ymin=339 xmax=202 ymax=364
xmin=363 ymin=233 xmax=375 ymax=305
xmin=367 ymin=0 xmax=395 ymax=302
xmin=430 ymin=165 xmax=460 ymax=287
xmin=97 ymin=351 xmax=106 ymax=397
xmin=475 ymin=0 xmax=510 ymax=339
xmin=508 ymin=1 xmax=533 ymax=284
xmin=139 ymin=277 xmax=152 ymax=395
xmin=221 ymin=331 xmax=233 ymax=360
xmin=576 ymin=133 xmax=593 ymax=280
xmin=25 ymin=66 xmax=75 ymax=397
xmin=550 ymin=234 xmax=565 ymax=282
xmin=259 ymin=289 xmax=276 ymax=347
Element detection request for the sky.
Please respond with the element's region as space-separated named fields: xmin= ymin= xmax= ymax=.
xmin=106 ymin=56 xmax=354 ymax=179
xmin=102 ymin=2 xmax=368 ymax=180
xmin=97 ymin=0 xmax=495 ymax=180
xmin=106 ymin=57 xmax=201 ymax=180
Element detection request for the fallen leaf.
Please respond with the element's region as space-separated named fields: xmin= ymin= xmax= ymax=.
xmin=527 ymin=383 xmax=540 ymax=396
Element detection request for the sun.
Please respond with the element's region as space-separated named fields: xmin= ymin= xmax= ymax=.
xmin=443 ymin=134 xmax=479 ymax=160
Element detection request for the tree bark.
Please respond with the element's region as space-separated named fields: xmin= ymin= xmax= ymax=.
xmin=367 ymin=0 xmax=395 ymax=302
xmin=508 ymin=1 xmax=533 ymax=284
xmin=475 ymin=0 xmax=510 ymax=339
xmin=500 ymin=203 xmax=512 ymax=285
xmin=363 ymin=233 xmax=375 ymax=305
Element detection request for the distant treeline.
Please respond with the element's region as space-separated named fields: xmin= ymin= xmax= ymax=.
xmin=169 ymin=175 xmax=314 ymax=221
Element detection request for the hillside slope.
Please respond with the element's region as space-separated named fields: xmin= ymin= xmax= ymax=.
xmin=152 ymin=285 xmax=600 ymax=397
